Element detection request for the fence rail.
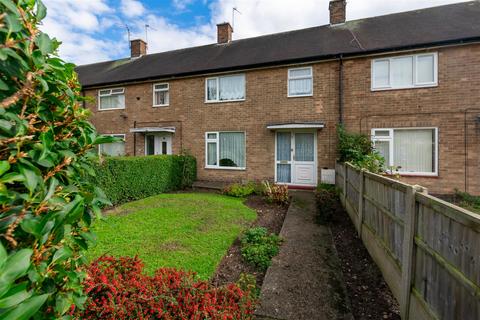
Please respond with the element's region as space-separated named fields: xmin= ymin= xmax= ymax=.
xmin=335 ymin=162 xmax=480 ymax=320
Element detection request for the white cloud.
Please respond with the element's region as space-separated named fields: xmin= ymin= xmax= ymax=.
xmin=43 ymin=0 xmax=111 ymax=33
xmin=130 ymin=14 xmax=215 ymax=54
xmin=120 ymin=0 xmax=146 ymax=18
xmin=41 ymin=0 xmax=472 ymax=65
xmin=172 ymin=0 xmax=195 ymax=11
xmin=210 ymin=0 xmax=324 ymax=40
xmin=41 ymin=0 xmax=121 ymax=64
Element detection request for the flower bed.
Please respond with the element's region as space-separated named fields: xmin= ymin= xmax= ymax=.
xmin=75 ymin=256 xmax=256 ymax=320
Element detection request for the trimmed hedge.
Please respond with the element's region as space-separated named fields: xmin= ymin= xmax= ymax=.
xmin=92 ymin=155 xmax=196 ymax=205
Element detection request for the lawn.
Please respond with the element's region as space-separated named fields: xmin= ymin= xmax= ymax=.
xmin=88 ymin=193 xmax=256 ymax=279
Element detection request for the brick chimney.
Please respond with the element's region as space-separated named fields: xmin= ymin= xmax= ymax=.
xmin=217 ymin=22 xmax=233 ymax=44
xmin=329 ymin=0 xmax=347 ymax=25
xmin=130 ymin=39 xmax=147 ymax=58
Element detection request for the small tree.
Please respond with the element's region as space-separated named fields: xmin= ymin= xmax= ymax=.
xmin=0 ymin=1 xmax=113 ymax=318
xmin=337 ymin=125 xmax=385 ymax=173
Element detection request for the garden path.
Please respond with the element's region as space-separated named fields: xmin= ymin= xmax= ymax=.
xmin=255 ymin=191 xmax=352 ymax=320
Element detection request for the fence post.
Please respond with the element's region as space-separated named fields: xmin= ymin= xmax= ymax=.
xmin=400 ymin=185 xmax=421 ymax=320
xmin=343 ymin=163 xmax=348 ymax=205
xmin=357 ymin=169 xmax=365 ymax=237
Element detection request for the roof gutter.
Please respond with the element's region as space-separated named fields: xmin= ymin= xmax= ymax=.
xmin=80 ymin=37 xmax=480 ymax=89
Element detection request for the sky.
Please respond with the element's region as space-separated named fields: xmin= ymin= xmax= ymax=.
xmin=40 ymin=0 xmax=473 ymax=66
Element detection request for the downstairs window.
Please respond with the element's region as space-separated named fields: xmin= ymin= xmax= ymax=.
xmin=99 ymin=134 xmax=126 ymax=156
xmin=205 ymin=132 xmax=246 ymax=169
xmin=372 ymin=128 xmax=438 ymax=175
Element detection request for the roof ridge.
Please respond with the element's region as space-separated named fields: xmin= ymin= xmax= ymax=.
xmin=222 ymin=1 xmax=478 ymax=45
xmin=76 ymin=1 xmax=477 ymax=68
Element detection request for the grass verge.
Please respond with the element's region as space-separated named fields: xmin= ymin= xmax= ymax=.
xmin=88 ymin=193 xmax=257 ymax=279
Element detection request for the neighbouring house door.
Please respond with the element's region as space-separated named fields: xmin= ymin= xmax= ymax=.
xmin=275 ymin=131 xmax=316 ymax=186
xmin=145 ymin=134 xmax=172 ymax=155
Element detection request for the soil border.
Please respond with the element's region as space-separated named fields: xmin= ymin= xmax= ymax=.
xmin=211 ymin=195 xmax=288 ymax=288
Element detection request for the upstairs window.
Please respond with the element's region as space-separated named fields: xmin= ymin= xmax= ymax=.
xmin=372 ymin=128 xmax=438 ymax=176
xmin=98 ymin=88 xmax=125 ymax=110
xmin=371 ymin=53 xmax=437 ymax=90
xmin=99 ymin=134 xmax=126 ymax=156
xmin=153 ymin=83 xmax=169 ymax=107
xmin=288 ymin=67 xmax=313 ymax=97
xmin=205 ymin=132 xmax=246 ymax=169
xmin=205 ymin=74 xmax=245 ymax=102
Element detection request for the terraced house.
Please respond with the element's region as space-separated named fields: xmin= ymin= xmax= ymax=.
xmin=77 ymin=1 xmax=480 ymax=195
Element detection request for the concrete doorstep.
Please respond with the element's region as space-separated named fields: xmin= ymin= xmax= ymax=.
xmin=255 ymin=191 xmax=353 ymax=320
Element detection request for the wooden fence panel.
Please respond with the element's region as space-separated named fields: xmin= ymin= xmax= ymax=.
xmin=336 ymin=162 xmax=480 ymax=320
xmin=362 ymin=174 xmax=406 ymax=264
xmin=335 ymin=162 xmax=344 ymax=192
xmin=413 ymin=193 xmax=480 ymax=320
xmin=346 ymin=166 xmax=360 ymax=214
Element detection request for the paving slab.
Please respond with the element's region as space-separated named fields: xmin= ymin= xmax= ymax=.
xmin=255 ymin=191 xmax=352 ymax=320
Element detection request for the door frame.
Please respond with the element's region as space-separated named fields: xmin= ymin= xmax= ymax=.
xmin=144 ymin=133 xmax=173 ymax=155
xmin=274 ymin=129 xmax=318 ymax=186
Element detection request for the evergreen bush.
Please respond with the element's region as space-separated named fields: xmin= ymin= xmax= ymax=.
xmin=0 ymin=0 xmax=114 ymax=318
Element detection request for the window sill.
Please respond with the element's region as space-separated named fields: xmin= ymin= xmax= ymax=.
xmin=152 ymin=105 xmax=169 ymax=108
xmin=97 ymin=107 xmax=126 ymax=111
xmin=287 ymin=94 xmax=313 ymax=98
xmin=371 ymin=84 xmax=438 ymax=92
xmin=204 ymin=99 xmax=246 ymax=104
xmin=205 ymin=166 xmax=246 ymax=171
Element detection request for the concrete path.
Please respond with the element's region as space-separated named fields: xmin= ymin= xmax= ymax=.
xmin=255 ymin=191 xmax=352 ymax=320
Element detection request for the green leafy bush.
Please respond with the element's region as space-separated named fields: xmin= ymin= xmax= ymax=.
xmin=337 ymin=125 xmax=385 ymax=173
xmin=0 ymin=1 xmax=113 ymax=318
xmin=354 ymin=152 xmax=385 ymax=173
xmin=223 ymin=182 xmax=256 ymax=198
xmin=92 ymin=155 xmax=196 ymax=206
xmin=337 ymin=125 xmax=372 ymax=163
xmin=262 ymin=181 xmax=289 ymax=205
xmin=241 ymin=227 xmax=282 ymax=271
xmin=237 ymin=273 xmax=260 ymax=298
xmin=316 ymin=184 xmax=340 ymax=224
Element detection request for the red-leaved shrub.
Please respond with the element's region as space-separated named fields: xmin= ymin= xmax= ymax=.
xmin=74 ymin=256 xmax=256 ymax=319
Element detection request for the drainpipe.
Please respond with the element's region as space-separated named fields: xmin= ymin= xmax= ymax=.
xmin=133 ymin=120 xmax=136 ymax=156
xmin=339 ymin=55 xmax=344 ymax=125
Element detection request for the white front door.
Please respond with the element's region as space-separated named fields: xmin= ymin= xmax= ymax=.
xmin=275 ymin=131 xmax=317 ymax=186
xmin=145 ymin=133 xmax=172 ymax=155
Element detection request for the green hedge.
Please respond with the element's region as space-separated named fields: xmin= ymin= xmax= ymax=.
xmin=92 ymin=155 xmax=196 ymax=205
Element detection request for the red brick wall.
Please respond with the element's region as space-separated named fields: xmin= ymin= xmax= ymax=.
xmin=342 ymin=44 xmax=480 ymax=194
xmin=84 ymin=43 xmax=480 ymax=195
xmin=85 ymin=61 xmax=340 ymax=184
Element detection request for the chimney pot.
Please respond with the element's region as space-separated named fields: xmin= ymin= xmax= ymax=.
xmin=130 ymin=39 xmax=147 ymax=58
xmin=329 ymin=0 xmax=347 ymax=25
xmin=217 ymin=22 xmax=233 ymax=44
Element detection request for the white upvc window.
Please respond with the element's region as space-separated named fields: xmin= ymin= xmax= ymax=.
xmin=371 ymin=128 xmax=438 ymax=176
xmin=99 ymin=134 xmax=126 ymax=156
xmin=98 ymin=88 xmax=125 ymax=110
xmin=371 ymin=52 xmax=438 ymax=90
xmin=153 ymin=83 xmax=169 ymax=107
xmin=288 ymin=66 xmax=313 ymax=97
xmin=205 ymin=131 xmax=246 ymax=170
xmin=205 ymin=74 xmax=245 ymax=103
